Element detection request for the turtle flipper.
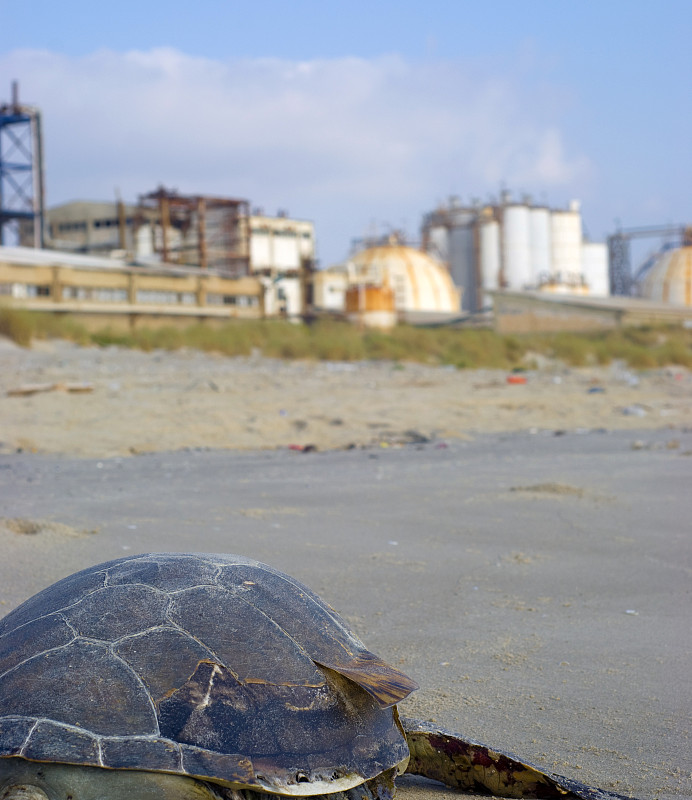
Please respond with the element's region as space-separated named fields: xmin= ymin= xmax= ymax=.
xmin=400 ymin=718 xmax=637 ymax=800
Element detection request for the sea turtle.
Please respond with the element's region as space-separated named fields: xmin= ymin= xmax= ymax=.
xmin=0 ymin=553 xmax=635 ymax=800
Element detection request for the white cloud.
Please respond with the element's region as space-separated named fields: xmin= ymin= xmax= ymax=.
xmin=1 ymin=48 xmax=591 ymax=262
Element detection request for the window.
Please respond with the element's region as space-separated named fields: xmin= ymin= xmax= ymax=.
xmin=57 ymin=221 xmax=87 ymax=233
xmin=136 ymin=290 xmax=179 ymax=304
xmin=93 ymin=288 xmax=128 ymax=302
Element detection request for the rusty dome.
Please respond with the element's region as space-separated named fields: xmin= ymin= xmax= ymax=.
xmin=346 ymin=245 xmax=461 ymax=314
xmin=639 ymin=246 xmax=692 ymax=306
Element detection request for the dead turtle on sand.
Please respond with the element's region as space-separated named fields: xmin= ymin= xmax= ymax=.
xmin=0 ymin=553 xmax=635 ymax=800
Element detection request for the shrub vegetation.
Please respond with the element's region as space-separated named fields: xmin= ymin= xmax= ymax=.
xmin=1 ymin=307 xmax=690 ymax=369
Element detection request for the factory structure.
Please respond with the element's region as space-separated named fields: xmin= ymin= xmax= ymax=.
xmin=0 ymin=84 xmax=315 ymax=323
xmin=313 ymin=193 xmax=611 ymax=327
xmin=12 ymin=189 xmax=316 ymax=319
xmin=312 ymin=196 xmax=692 ymax=331
xmin=420 ymin=193 xmax=610 ymax=313
xmin=2 ymin=83 xmax=691 ymax=332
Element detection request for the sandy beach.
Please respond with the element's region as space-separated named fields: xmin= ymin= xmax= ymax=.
xmin=1 ymin=337 xmax=691 ymax=800
xmin=1 ymin=338 xmax=690 ymax=457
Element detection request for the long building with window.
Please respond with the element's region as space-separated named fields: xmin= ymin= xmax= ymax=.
xmin=22 ymin=195 xmax=316 ymax=318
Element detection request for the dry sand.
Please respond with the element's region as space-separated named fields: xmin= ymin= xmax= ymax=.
xmin=1 ymin=338 xmax=690 ymax=457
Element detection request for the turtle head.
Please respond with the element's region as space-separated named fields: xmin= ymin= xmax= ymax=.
xmin=0 ymin=759 xmax=218 ymax=800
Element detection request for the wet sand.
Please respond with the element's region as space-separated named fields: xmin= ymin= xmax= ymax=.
xmin=0 ymin=339 xmax=691 ymax=799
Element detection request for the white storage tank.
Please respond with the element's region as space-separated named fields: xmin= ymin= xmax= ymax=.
xmin=551 ymin=200 xmax=582 ymax=280
xmin=581 ymin=242 xmax=609 ymax=296
xmin=529 ymin=207 xmax=552 ymax=285
xmin=477 ymin=216 xmax=500 ymax=309
xmin=502 ymin=204 xmax=532 ymax=289
xmin=426 ymin=224 xmax=450 ymax=262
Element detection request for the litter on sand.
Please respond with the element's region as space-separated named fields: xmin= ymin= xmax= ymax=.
xmin=7 ymin=382 xmax=94 ymax=397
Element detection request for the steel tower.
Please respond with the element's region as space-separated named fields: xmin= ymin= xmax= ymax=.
xmin=0 ymin=82 xmax=45 ymax=247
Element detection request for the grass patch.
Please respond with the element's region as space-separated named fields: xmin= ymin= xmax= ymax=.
xmin=0 ymin=307 xmax=34 ymax=347
xmin=1 ymin=307 xmax=691 ymax=369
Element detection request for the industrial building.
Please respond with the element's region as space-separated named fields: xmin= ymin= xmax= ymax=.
xmin=27 ymin=191 xmax=316 ymax=319
xmin=41 ymin=200 xmax=139 ymax=256
xmin=421 ymin=192 xmax=609 ymax=312
xmin=0 ymin=244 xmax=264 ymax=331
xmin=248 ymin=211 xmax=315 ymax=317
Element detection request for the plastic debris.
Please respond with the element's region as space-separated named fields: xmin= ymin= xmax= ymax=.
xmin=288 ymin=444 xmax=317 ymax=453
xmin=622 ymin=405 xmax=647 ymax=417
xmin=506 ymin=375 xmax=527 ymax=385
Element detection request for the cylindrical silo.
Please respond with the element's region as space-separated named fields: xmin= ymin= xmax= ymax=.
xmin=529 ymin=206 xmax=551 ymax=286
xmin=478 ymin=217 xmax=500 ymax=309
xmin=551 ymin=200 xmax=582 ymax=282
xmin=502 ymin=204 xmax=531 ymax=289
xmin=422 ymin=206 xmax=476 ymax=311
xmin=581 ymin=242 xmax=609 ymax=296
xmin=425 ymin=224 xmax=450 ymax=263
xmin=449 ymin=222 xmax=476 ymax=310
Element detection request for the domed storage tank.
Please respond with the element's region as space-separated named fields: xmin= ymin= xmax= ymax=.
xmin=346 ymin=245 xmax=461 ymax=316
xmin=639 ymin=246 xmax=692 ymax=306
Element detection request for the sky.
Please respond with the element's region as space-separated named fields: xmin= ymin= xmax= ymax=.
xmin=2 ymin=1 xmax=691 ymax=266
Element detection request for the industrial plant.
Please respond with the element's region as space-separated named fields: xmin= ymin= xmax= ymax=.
xmin=421 ymin=193 xmax=609 ymax=312
xmin=34 ymin=189 xmax=316 ymax=319
xmin=1 ymin=82 xmax=691 ymax=333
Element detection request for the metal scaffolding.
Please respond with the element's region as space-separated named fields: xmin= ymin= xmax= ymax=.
xmin=607 ymin=224 xmax=687 ymax=296
xmin=0 ymin=82 xmax=45 ymax=247
xmin=138 ymin=187 xmax=251 ymax=276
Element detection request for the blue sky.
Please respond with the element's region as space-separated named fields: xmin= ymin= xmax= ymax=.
xmin=2 ymin=1 xmax=691 ymax=265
